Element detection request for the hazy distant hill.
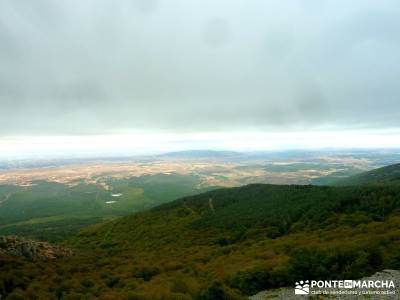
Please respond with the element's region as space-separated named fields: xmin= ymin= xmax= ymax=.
xmin=334 ymin=163 xmax=400 ymax=186
xmin=160 ymin=149 xmax=241 ymax=158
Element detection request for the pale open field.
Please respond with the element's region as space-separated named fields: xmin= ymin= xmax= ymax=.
xmin=0 ymin=154 xmax=376 ymax=189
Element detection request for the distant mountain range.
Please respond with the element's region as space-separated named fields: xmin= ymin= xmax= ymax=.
xmin=160 ymin=149 xmax=242 ymax=158
xmin=3 ymin=149 xmax=400 ymax=170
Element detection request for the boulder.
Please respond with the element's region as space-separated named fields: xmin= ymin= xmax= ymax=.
xmin=0 ymin=235 xmax=72 ymax=260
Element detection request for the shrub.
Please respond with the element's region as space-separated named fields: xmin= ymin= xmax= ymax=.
xmin=226 ymin=267 xmax=270 ymax=295
xmin=196 ymin=281 xmax=230 ymax=300
xmin=81 ymin=278 xmax=95 ymax=288
xmin=275 ymin=246 xmax=384 ymax=285
xmin=125 ymin=292 xmax=145 ymax=300
xmin=106 ymin=276 xmax=120 ymax=288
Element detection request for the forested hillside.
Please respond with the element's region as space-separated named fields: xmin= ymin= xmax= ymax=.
xmin=334 ymin=163 xmax=400 ymax=186
xmin=1 ymin=175 xmax=400 ymax=299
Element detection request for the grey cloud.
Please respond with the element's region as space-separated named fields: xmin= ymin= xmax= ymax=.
xmin=0 ymin=0 xmax=399 ymax=135
xmin=203 ymin=18 xmax=231 ymax=48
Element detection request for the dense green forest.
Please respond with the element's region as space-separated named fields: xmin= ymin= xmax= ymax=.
xmin=0 ymin=164 xmax=400 ymax=299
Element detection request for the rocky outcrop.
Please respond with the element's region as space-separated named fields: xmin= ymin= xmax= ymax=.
xmin=0 ymin=235 xmax=72 ymax=260
xmin=250 ymin=269 xmax=400 ymax=300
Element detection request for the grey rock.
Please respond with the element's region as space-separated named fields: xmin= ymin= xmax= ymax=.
xmin=0 ymin=235 xmax=72 ymax=260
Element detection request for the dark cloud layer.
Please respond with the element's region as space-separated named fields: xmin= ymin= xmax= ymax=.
xmin=0 ymin=0 xmax=399 ymax=135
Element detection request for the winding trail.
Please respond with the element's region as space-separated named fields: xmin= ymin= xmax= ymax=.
xmin=208 ymin=198 xmax=215 ymax=214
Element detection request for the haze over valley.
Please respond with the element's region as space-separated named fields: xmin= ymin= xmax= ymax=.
xmin=1 ymin=0 xmax=400 ymax=299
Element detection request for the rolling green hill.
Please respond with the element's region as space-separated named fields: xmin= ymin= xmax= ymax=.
xmin=334 ymin=163 xmax=400 ymax=186
xmin=1 ymin=173 xmax=400 ymax=299
xmin=0 ymin=174 xmax=216 ymax=241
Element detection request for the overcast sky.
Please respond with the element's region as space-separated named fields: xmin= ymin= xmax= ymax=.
xmin=0 ymin=0 xmax=399 ymax=154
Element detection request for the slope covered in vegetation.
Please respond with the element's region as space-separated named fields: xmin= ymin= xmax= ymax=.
xmin=1 ymin=177 xmax=400 ymax=299
xmin=0 ymin=174 xmax=214 ymax=241
xmin=334 ymin=163 xmax=400 ymax=186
